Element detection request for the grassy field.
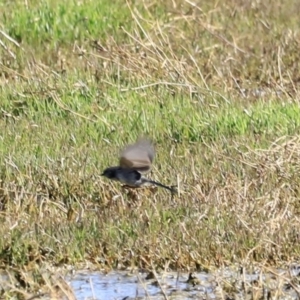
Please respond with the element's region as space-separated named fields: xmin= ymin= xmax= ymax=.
xmin=1 ymin=0 xmax=300 ymax=297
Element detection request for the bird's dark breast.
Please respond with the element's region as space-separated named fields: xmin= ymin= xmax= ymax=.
xmin=101 ymin=166 xmax=142 ymax=186
xmin=121 ymin=168 xmax=141 ymax=179
xmin=116 ymin=168 xmax=142 ymax=186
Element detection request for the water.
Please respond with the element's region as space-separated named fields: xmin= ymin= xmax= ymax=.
xmin=69 ymin=270 xmax=213 ymax=299
xmin=68 ymin=265 xmax=300 ymax=300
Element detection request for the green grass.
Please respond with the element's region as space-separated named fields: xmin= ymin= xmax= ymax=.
xmin=2 ymin=0 xmax=132 ymax=45
xmin=0 ymin=0 xmax=300 ymax=295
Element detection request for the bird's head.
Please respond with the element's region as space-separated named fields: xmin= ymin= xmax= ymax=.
xmin=101 ymin=167 xmax=119 ymax=179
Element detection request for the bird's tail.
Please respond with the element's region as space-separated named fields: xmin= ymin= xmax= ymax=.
xmin=142 ymin=178 xmax=177 ymax=194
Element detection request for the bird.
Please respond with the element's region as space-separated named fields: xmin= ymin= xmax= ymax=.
xmin=101 ymin=138 xmax=176 ymax=193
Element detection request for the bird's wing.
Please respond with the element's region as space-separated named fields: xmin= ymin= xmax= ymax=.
xmin=120 ymin=138 xmax=155 ymax=173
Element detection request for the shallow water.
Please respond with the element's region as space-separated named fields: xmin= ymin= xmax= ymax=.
xmin=68 ymin=265 xmax=300 ymax=300
xmin=69 ymin=271 xmax=211 ymax=300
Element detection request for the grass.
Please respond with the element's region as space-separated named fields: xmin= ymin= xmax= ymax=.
xmin=1 ymin=0 xmax=300 ymax=297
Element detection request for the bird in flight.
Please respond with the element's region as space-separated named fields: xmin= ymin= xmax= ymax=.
xmin=101 ymin=138 xmax=176 ymax=193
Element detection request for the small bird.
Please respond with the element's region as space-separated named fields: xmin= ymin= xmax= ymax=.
xmin=101 ymin=138 xmax=176 ymax=193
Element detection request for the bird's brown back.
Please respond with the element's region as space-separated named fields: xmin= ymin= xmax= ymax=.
xmin=119 ymin=138 xmax=155 ymax=174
